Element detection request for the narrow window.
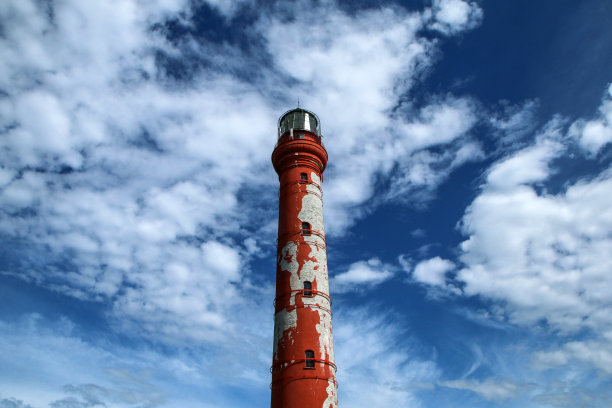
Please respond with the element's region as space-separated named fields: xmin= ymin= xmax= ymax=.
xmin=305 ymin=350 xmax=315 ymax=368
xmin=300 ymin=172 xmax=308 ymax=183
xmin=303 ymin=281 xmax=313 ymax=297
xmin=301 ymin=222 xmax=311 ymax=236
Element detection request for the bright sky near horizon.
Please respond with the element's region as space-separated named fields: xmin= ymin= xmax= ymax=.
xmin=1 ymin=0 xmax=612 ymax=407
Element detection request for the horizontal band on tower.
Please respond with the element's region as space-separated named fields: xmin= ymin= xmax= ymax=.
xmin=270 ymin=376 xmax=338 ymax=390
xmin=278 ymin=228 xmax=326 ymax=243
xmin=271 ymin=358 xmax=337 ymax=373
xmin=276 ymin=238 xmax=326 ymax=252
xmin=278 ymin=188 xmax=323 ymax=201
xmin=271 ymin=140 xmax=328 ymax=175
xmin=273 ymin=303 xmax=332 ymax=316
xmin=279 ymin=179 xmax=322 ymax=193
xmin=273 ymin=160 xmax=327 ymax=179
xmin=274 ymin=288 xmax=331 ymax=305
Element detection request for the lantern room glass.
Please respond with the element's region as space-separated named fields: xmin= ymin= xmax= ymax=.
xmin=278 ymin=109 xmax=320 ymax=138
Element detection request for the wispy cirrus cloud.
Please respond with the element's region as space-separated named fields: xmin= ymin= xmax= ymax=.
xmin=438 ymin=379 xmax=523 ymax=402
xmin=334 ymin=307 xmax=439 ymax=407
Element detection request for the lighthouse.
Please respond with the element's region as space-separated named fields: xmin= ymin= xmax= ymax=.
xmin=270 ymin=108 xmax=338 ymax=408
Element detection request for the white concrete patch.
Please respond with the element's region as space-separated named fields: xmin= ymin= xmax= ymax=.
xmin=322 ymin=380 xmax=338 ymax=408
xmin=280 ymin=241 xmax=299 ymax=276
xmin=273 ymin=308 xmax=297 ymax=361
xmin=274 ymin=242 xmax=301 ymax=360
xmin=315 ymin=309 xmax=334 ymax=361
xmin=310 ymin=172 xmax=321 ymax=186
xmin=299 ymin=193 xmax=324 ymax=233
xmin=297 ymin=246 xmax=329 ymax=302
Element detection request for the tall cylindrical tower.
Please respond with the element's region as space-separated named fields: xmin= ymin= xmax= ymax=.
xmin=270 ymin=108 xmax=337 ymax=408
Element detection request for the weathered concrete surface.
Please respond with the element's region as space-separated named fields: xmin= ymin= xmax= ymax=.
xmin=271 ymin=114 xmax=337 ymax=408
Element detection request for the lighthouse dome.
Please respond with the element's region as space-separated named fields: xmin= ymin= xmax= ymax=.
xmin=278 ymin=108 xmax=320 ymax=138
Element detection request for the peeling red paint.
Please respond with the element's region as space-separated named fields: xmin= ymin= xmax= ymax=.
xmin=271 ymin=109 xmax=337 ymax=408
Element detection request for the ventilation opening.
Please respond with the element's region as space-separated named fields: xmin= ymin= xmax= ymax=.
xmin=305 ymin=350 xmax=315 ymax=369
xmin=303 ymin=281 xmax=313 ymax=297
xmin=301 ymin=222 xmax=311 ymax=236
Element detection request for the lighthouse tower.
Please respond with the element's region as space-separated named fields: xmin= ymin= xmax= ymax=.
xmin=270 ymin=108 xmax=338 ymax=408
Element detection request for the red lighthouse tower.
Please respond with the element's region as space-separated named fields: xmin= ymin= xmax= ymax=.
xmin=270 ymin=108 xmax=338 ymax=408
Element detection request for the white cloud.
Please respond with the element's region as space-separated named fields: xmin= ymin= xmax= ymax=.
xmin=0 ymin=306 xmax=439 ymax=408
xmin=386 ymin=142 xmax=483 ymax=205
xmin=570 ymin=83 xmax=612 ymax=154
xmin=0 ymin=314 xmax=270 ymax=408
xmin=438 ymin=379 xmax=521 ymax=402
xmin=334 ymin=307 xmax=439 ymax=407
xmin=429 ymin=0 xmax=483 ymax=35
xmin=485 ymin=138 xmax=562 ymax=190
xmin=333 ymin=258 xmax=395 ymax=293
xmin=532 ymin=339 xmax=612 ymax=374
xmin=201 ymin=0 xmax=253 ymax=18
xmin=0 ymin=0 xmax=282 ymax=345
xmin=412 ymin=257 xmax=454 ymax=286
xmin=399 ymin=97 xmax=478 ymax=150
xmin=261 ymin=6 xmax=481 ymax=233
xmin=489 ymin=100 xmax=539 ymax=147
xmin=452 ymin=96 xmax=612 ymax=394
xmin=459 ymin=155 xmax=612 ymax=333
xmin=0 ymin=0 xmax=481 ymax=361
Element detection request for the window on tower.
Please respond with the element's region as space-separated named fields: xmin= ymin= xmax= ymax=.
xmin=300 ymin=172 xmax=308 ymax=183
xmin=301 ymin=222 xmax=311 ymax=236
xmin=305 ymin=350 xmax=315 ymax=368
xmin=303 ymin=281 xmax=313 ymax=297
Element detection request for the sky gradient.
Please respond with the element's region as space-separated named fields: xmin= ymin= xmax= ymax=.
xmin=1 ymin=0 xmax=612 ymax=407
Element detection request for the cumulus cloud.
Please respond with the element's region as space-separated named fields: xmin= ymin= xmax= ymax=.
xmin=429 ymin=0 xmax=483 ymax=35
xmin=570 ymin=83 xmax=612 ymax=154
xmin=0 ymin=0 xmax=280 ymax=345
xmin=333 ymin=258 xmax=395 ymax=293
xmin=0 ymin=0 xmax=488 ymax=350
xmin=412 ymin=256 xmax=455 ymax=286
xmin=458 ymin=138 xmax=612 ymax=333
xmin=450 ymin=94 xmax=612 ymax=399
xmin=0 ymin=0 xmax=486 ymax=382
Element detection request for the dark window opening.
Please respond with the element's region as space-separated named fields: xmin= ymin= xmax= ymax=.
xmin=301 ymin=222 xmax=311 ymax=235
xmin=304 ymin=281 xmax=313 ymax=297
xmin=305 ymin=350 xmax=315 ymax=368
xmin=300 ymin=172 xmax=308 ymax=183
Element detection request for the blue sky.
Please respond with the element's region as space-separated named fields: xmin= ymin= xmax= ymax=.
xmin=1 ymin=0 xmax=612 ymax=407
